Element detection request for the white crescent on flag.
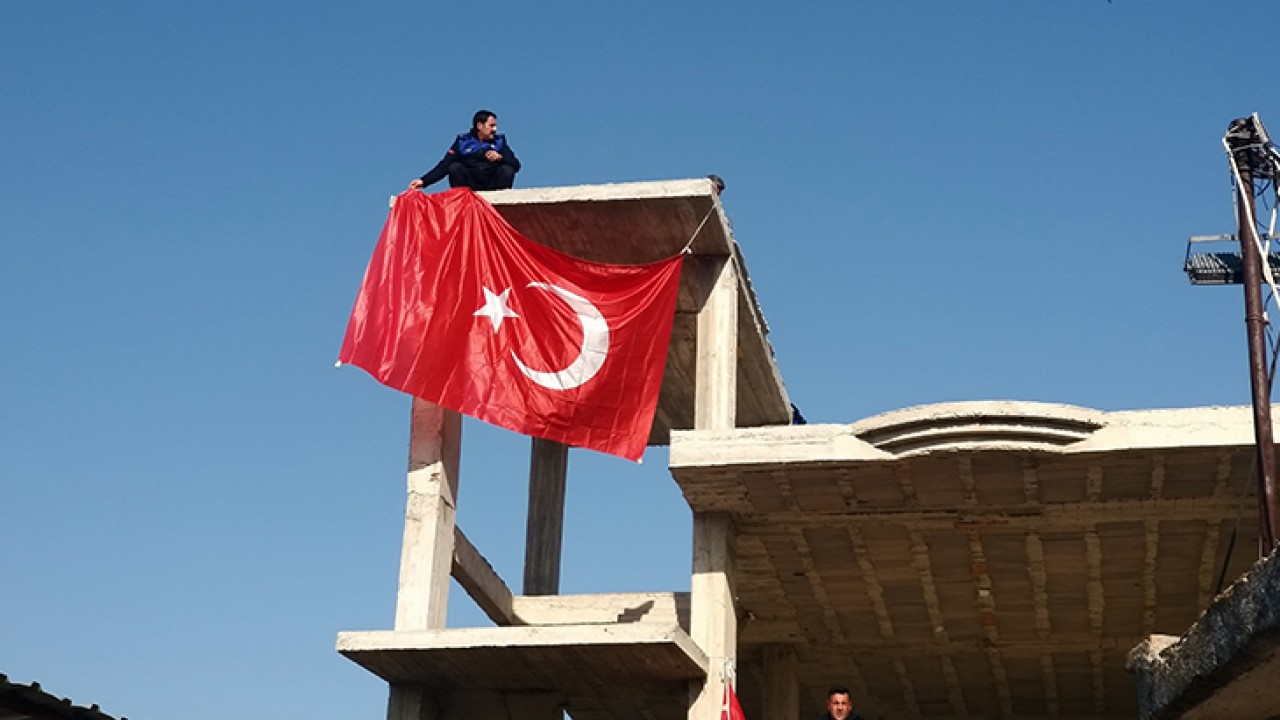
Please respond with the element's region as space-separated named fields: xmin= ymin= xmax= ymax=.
xmin=511 ymin=282 xmax=610 ymax=391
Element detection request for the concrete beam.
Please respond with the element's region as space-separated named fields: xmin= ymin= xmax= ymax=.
xmin=339 ymin=623 xmax=710 ymax=686
xmin=512 ymin=592 xmax=689 ymax=629
xmin=671 ymin=405 xmax=1274 ymax=471
xmin=451 ymin=527 xmax=518 ymax=627
xmin=725 ymin=500 xmax=1249 ymax=532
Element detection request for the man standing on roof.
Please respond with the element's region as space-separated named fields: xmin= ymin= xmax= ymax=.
xmin=821 ymin=686 xmax=864 ymax=720
xmin=408 ymin=109 xmax=521 ymax=192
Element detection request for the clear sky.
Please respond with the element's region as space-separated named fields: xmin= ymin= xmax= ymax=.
xmin=4 ymin=2 xmax=1279 ymax=718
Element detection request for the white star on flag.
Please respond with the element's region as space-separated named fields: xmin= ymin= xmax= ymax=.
xmin=474 ymin=286 xmax=519 ymax=332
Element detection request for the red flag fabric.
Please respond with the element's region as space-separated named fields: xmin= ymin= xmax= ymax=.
xmin=339 ymin=188 xmax=684 ymax=461
xmin=722 ymin=682 xmax=745 ymax=720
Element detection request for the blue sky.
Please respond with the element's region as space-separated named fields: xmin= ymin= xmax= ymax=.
xmin=4 ymin=2 xmax=1279 ymax=718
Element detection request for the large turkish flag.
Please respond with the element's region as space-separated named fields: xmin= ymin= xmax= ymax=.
xmin=339 ymin=188 xmax=684 ymax=461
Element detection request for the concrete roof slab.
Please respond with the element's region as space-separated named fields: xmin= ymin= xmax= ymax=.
xmin=337 ymin=624 xmax=706 ymax=720
xmin=670 ymin=402 xmax=1270 ymax=719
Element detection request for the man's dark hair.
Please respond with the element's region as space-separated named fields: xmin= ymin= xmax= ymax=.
xmin=472 ymin=109 xmax=496 ymax=129
xmin=828 ymin=686 xmax=851 ymax=698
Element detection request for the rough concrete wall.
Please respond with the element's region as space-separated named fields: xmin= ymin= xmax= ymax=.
xmin=1129 ymin=548 xmax=1280 ymax=719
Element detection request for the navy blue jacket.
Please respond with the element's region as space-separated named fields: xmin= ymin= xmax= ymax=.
xmin=418 ymin=131 xmax=521 ymax=188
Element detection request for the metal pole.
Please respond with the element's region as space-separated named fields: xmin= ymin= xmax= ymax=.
xmin=1229 ymin=124 xmax=1280 ymax=552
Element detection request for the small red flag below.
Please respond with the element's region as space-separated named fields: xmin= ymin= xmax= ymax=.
xmin=722 ymin=682 xmax=746 ymax=720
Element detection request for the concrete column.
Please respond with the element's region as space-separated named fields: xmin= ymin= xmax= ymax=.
xmin=388 ymin=399 xmax=462 ymax=720
xmin=394 ymin=398 xmax=463 ymax=630
xmin=387 ymin=685 xmax=436 ymax=720
xmin=391 ymin=689 xmax=562 ymax=720
xmin=690 ymin=254 xmax=740 ymax=720
xmin=441 ymin=690 xmax=563 ymax=720
xmin=689 ymin=513 xmax=737 ymax=720
xmin=763 ymin=646 xmax=799 ymax=720
xmin=523 ymin=437 xmax=569 ymax=595
xmin=694 ymin=255 xmax=738 ymax=431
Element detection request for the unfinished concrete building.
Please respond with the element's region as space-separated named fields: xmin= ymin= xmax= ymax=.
xmin=337 ymin=179 xmax=1263 ymax=719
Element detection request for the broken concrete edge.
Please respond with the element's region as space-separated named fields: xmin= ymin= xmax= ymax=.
xmin=1127 ymin=547 xmax=1280 ymax=720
